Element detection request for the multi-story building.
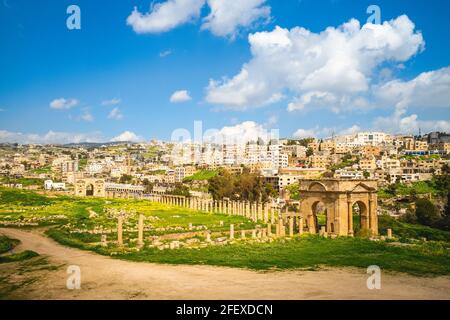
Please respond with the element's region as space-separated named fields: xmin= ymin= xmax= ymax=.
xmin=359 ymin=157 xmax=377 ymax=171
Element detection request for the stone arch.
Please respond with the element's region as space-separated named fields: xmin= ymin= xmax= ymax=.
xmin=352 ymin=200 xmax=369 ymax=234
xmin=86 ymin=184 xmax=94 ymax=196
xmin=299 ymin=179 xmax=378 ymax=237
xmin=311 ymin=200 xmax=328 ymax=234
xmin=308 ymin=182 xmax=327 ymax=192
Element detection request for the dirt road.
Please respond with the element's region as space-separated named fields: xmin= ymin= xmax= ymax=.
xmin=1 ymin=228 xmax=449 ymax=300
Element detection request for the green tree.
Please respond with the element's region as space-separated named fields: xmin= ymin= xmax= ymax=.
xmin=119 ymin=174 xmax=133 ymax=184
xmin=415 ymin=199 xmax=440 ymax=227
xmin=168 ymin=183 xmax=190 ymax=197
xmin=142 ymin=179 xmax=154 ymax=193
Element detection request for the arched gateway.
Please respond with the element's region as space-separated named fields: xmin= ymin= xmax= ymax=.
xmin=298 ymin=179 xmax=378 ymax=236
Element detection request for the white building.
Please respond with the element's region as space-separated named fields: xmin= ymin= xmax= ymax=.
xmin=44 ymin=180 xmax=66 ymax=191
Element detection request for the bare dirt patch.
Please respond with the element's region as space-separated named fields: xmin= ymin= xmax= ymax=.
xmin=1 ymin=228 xmax=449 ymax=300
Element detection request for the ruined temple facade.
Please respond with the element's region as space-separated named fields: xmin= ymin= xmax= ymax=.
xmin=74 ymin=179 xmax=144 ymax=199
xmin=75 ymin=178 xmax=106 ymax=197
xmin=298 ymin=179 xmax=378 ymax=236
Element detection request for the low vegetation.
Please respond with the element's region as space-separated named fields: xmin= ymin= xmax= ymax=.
xmin=1 ymin=187 xmax=450 ymax=276
xmin=0 ymin=235 xmax=39 ymax=264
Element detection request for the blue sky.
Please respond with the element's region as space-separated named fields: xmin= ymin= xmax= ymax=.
xmin=0 ymin=0 xmax=449 ymax=144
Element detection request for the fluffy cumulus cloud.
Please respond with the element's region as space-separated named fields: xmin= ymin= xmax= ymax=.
xmin=170 ymin=90 xmax=192 ymax=103
xmin=126 ymin=0 xmax=205 ymax=34
xmin=108 ymin=107 xmax=124 ymax=120
xmin=205 ymin=15 xmax=424 ymax=111
xmin=110 ymin=131 xmax=143 ymax=143
xmin=373 ymin=109 xmax=450 ymax=135
xmin=127 ymin=0 xmax=271 ymax=37
xmin=201 ymin=0 xmax=271 ymax=38
xmin=203 ymin=121 xmax=278 ymax=144
xmin=374 ymin=66 xmax=450 ymax=111
xmin=50 ymin=98 xmax=79 ymax=110
xmin=0 ymin=130 xmax=104 ymax=145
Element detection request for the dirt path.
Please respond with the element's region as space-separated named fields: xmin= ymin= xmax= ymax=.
xmin=1 ymin=228 xmax=449 ymax=300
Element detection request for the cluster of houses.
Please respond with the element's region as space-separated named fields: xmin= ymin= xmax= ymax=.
xmin=0 ymin=131 xmax=449 ymax=195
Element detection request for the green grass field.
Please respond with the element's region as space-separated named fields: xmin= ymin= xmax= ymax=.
xmin=1 ymin=187 xmax=450 ymax=276
xmin=183 ymin=170 xmax=218 ymax=182
xmin=0 ymin=235 xmax=39 ymax=264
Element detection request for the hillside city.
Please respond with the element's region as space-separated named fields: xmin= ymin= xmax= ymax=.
xmin=1 ymin=130 xmax=449 ymax=227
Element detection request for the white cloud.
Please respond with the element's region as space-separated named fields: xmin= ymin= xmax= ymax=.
xmin=80 ymin=110 xmax=94 ymax=122
xmin=101 ymin=98 xmax=121 ymax=106
xmin=108 ymin=107 xmax=124 ymax=120
xmin=202 ymin=0 xmax=271 ymax=38
xmin=0 ymin=130 xmax=104 ymax=145
xmin=373 ymin=109 xmax=450 ymax=135
xmin=293 ymin=125 xmax=361 ymax=139
xmin=205 ymin=15 xmax=424 ymax=111
xmin=50 ymin=98 xmax=79 ymax=110
xmin=159 ymin=50 xmax=172 ymax=57
xmin=170 ymin=90 xmax=192 ymax=103
xmin=111 ymin=131 xmax=143 ymax=143
xmin=374 ymin=66 xmax=450 ymax=111
xmin=203 ymin=121 xmax=278 ymax=144
xmin=339 ymin=125 xmax=361 ymax=136
xmin=293 ymin=128 xmax=319 ymax=139
xmin=126 ymin=0 xmax=205 ymax=34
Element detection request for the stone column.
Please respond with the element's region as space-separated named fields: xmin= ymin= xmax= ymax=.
xmin=230 ymin=224 xmax=235 ymax=240
xmin=278 ymin=219 xmax=284 ymax=237
xmin=387 ymin=228 xmax=393 ymax=239
xmin=275 ymin=223 xmax=280 ymax=237
xmin=298 ymin=218 xmax=304 ymax=235
xmin=264 ymin=204 xmax=269 ymax=223
xmin=289 ymin=217 xmax=294 ymax=237
xmin=347 ymin=200 xmax=354 ymax=236
xmin=246 ymin=202 xmax=250 ymax=219
xmin=308 ymin=214 xmax=316 ymax=234
xmin=138 ymin=214 xmax=144 ymax=247
xmin=117 ymin=215 xmax=123 ymax=246
xmin=271 ymin=207 xmax=275 ymax=224
xmin=267 ymin=223 xmax=272 ymax=237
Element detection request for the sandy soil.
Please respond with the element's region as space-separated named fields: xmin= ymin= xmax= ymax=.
xmin=1 ymin=228 xmax=449 ymax=300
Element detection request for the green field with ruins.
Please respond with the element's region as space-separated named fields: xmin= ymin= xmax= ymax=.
xmin=1 ymin=186 xmax=450 ymax=276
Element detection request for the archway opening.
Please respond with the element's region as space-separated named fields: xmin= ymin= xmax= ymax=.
xmin=312 ymin=201 xmax=327 ymax=233
xmin=352 ymin=201 xmax=368 ymax=235
xmin=86 ymin=184 xmax=94 ymax=196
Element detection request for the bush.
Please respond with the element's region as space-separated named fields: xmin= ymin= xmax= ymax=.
xmin=415 ymin=199 xmax=440 ymax=227
xmin=0 ymin=250 xmax=39 ymax=263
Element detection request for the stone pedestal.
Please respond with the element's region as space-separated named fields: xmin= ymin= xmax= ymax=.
xmin=230 ymin=224 xmax=235 ymax=240
xmin=137 ymin=214 xmax=144 ymax=247
xmin=117 ymin=216 xmax=123 ymax=246
xmin=387 ymin=228 xmax=393 ymax=239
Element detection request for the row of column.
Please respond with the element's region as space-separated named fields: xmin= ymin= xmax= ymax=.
xmin=226 ymin=216 xmax=305 ymax=240
xmin=147 ymin=194 xmax=281 ymax=223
